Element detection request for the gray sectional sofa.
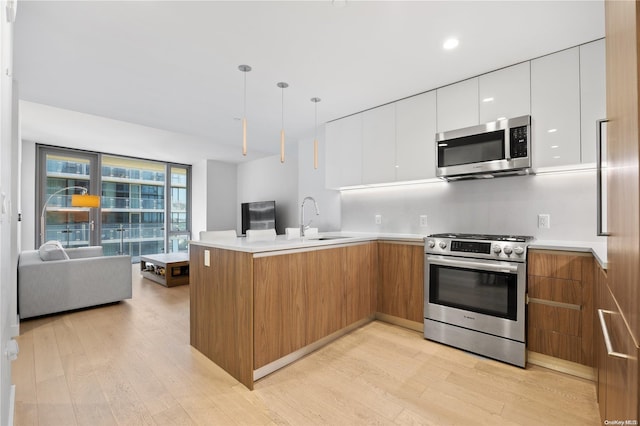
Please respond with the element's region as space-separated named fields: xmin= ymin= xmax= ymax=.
xmin=18 ymin=245 xmax=132 ymax=319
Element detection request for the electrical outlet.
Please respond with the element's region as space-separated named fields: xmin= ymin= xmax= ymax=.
xmin=419 ymin=215 xmax=428 ymax=227
xmin=538 ymin=214 xmax=551 ymax=229
xmin=375 ymin=214 xmax=382 ymax=225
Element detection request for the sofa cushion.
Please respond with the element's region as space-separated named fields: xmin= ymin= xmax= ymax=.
xmin=38 ymin=241 xmax=70 ymax=261
xmin=66 ymin=246 xmax=104 ymax=259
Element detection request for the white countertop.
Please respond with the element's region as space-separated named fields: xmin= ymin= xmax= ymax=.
xmin=189 ymin=231 xmax=426 ymax=254
xmin=189 ymin=232 xmax=607 ymax=268
xmin=190 ymin=233 xmax=375 ymax=254
xmin=529 ymin=239 xmax=607 ymax=269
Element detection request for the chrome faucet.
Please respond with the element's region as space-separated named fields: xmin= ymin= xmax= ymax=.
xmin=300 ymin=196 xmax=320 ymax=237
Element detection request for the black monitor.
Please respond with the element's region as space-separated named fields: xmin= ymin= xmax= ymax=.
xmin=241 ymin=201 xmax=276 ymax=235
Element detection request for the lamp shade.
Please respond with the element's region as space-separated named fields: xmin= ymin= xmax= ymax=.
xmin=71 ymin=194 xmax=101 ymax=208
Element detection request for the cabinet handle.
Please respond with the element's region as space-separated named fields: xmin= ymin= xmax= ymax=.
xmin=426 ymin=256 xmax=519 ymax=273
xmin=596 ymin=119 xmax=610 ymax=236
xmin=597 ymin=309 xmax=634 ymax=360
xmin=527 ymin=297 xmax=581 ymax=311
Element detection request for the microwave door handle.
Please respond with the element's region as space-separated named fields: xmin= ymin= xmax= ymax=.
xmin=427 ymin=256 xmax=519 ymax=273
xmin=597 ymin=119 xmax=610 ymax=236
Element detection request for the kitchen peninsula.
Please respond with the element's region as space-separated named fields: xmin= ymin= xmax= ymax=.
xmin=189 ymin=235 xmax=380 ymax=389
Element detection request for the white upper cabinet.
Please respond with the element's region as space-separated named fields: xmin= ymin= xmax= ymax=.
xmin=395 ymin=91 xmax=437 ymax=181
xmin=580 ymin=39 xmax=606 ymax=164
xmin=324 ymin=40 xmax=604 ymax=188
xmin=436 ymin=78 xmax=479 ymax=132
xmin=362 ymin=104 xmax=396 ymax=184
xmin=531 ymin=47 xmax=581 ymax=168
xmin=325 ymin=113 xmax=362 ymax=189
xmin=479 ymin=62 xmax=531 ymax=123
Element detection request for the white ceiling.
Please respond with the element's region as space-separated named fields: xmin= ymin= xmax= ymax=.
xmin=14 ymin=1 xmax=605 ymax=165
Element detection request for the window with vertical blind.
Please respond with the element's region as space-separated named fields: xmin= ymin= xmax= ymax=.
xmin=37 ymin=145 xmax=191 ymax=262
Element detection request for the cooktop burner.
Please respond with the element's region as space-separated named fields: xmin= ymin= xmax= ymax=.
xmin=428 ymin=233 xmax=534 ymax=243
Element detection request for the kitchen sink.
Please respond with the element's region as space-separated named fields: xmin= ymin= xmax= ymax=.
xmin=307 ymin=235 xmax=350 ymax=241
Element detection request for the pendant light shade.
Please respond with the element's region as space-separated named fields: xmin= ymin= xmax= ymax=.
xmin=238 ymin=64 xmax=252 ymax=156
xmin=311 ymin=97 xmax=321 ymax=169
xmin=277 ymin=82 xmax=289 ymax=163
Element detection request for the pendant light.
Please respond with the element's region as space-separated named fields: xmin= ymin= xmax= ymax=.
xmin=311 ymin=97 xmax=321 ymax=169
xmin=238 ymin=64 xmax=252 ymax=156
xmin=277 ymin=82 xmax=289 ymax=163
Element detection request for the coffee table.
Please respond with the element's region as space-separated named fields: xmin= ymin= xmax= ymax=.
xmin=140 ymin=253 xmax=189 ymax=287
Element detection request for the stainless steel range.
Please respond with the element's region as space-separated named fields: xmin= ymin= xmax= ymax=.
xmin=424 ymin=233 xmax=533 ymax=367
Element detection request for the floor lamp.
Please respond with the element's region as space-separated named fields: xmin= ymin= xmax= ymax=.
xmin=40 ymin=186 xmax=101 ymax=245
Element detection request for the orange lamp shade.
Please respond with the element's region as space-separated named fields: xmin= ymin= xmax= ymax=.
xmin=71 ymin=194 xmax=101 ymax=208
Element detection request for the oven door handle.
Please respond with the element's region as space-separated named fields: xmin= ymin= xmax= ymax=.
xmin=427 ymin=256 xmax=519 ymax=273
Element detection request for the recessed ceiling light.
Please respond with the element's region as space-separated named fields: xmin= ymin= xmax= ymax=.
xmin=553 ymin=156 xmax=561 ymax=159
xmin=443 ymin=38 xmax=459 ymax=50
xmin=548 ymin=128 xmax=558 ymax=133
xmin=551 ymin=145 xmax=559 ymax=149
xmin=482 ymin=97 xmax=494 ymax=103
xmin=497 ymin=117 xmax=507 ymax=121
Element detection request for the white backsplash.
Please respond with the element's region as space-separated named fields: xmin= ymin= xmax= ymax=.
xmin=341 ymin=169 xmax=604 ymax=243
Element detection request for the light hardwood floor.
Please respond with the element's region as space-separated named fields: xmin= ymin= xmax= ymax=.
xmin=13 ymin=265 xmax=600 ymax=425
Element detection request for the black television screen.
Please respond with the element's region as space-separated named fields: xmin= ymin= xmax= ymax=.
xmin=241 ymin=201 xmax=276 ymax=235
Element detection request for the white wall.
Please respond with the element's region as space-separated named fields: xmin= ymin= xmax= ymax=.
xmin=191 ymin=159 xmax=207 ymax=240
xmin=237 ymin=147 xmax=299 ymax=235
xmin=297 ymin=129 xmax=341 ymax=232
xmin=0 ymin=3 xmax=18 ymax=424
xmin=205 ymin=160 xmax=237 ymax=233
xmin=192 ymin=159 xmax=237 ymax=238
xmin=341 ymin=170 xmax=605 ymax=243
xmin=19 ymin=101 xmax=242 ymax=165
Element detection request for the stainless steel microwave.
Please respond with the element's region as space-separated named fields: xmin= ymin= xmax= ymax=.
xmin=436 ymin=115 xmax=532 ymax=180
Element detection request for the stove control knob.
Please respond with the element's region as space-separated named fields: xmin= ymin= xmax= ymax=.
xmin=438 ymin=241 xmax=447 ymax=249
xmin=427 ymin=240 xmax=436 ymax=248
xmin=514 ymin=246 xmax=525 ymax=256
xmin=493 ymin=245 xmax=502 ymax=254
xmin=503 ymin=246 xmax=513 ymax=255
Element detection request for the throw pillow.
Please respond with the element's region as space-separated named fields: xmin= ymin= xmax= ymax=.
xmin=38 ymin=240 xmax=70 ymax=261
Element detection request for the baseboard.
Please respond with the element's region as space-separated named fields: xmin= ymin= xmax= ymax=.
xmin=253 ymin=316 xmax=375 ymax=381
xmin=9 ymin=315 xmax=19 ymax=337
xmin=527 ymin=351 xmax=595 ymax=381
xmin=375 ymin=313 xmax=423 ymax=333
xmin=8 ymin=384 xmax=15 ymax=426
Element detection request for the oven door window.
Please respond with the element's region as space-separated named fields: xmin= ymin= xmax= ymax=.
xmin=429 ymin=264 xmax=517 ymax=320
xmin=438 ymin=130 xmax=505 ymax=167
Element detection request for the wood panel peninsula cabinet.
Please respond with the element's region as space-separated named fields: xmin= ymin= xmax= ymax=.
xmin=376 ymin=241 xmax=424 ymax=329
xmin=189 ymin=238 xmax=376 ymax=390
